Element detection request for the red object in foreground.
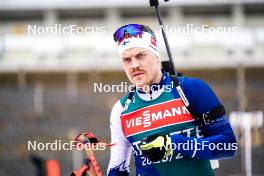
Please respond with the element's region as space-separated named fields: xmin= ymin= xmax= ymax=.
xmin=71 ymin=164 xmax=89 ymax=176
xmin=46 ymin=159 xmax=61 ymax=176
xmin=72 ymin=131 xmax=116 ymax=176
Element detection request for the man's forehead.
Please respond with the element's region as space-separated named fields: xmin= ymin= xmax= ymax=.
xmin=121 ymin=47 xmax=148 ymax=58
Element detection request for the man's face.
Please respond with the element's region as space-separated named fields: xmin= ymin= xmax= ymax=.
xmin=121 ymin=47 xmax=161 ymax=88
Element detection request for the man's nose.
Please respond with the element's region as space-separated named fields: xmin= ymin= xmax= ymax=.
xmin=130 ymin=57 xmax=140 ymax=69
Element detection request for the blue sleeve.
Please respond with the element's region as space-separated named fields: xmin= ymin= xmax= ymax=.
xmin=171 ymin=78 xmax=237 ymax=160
xmin=181 ymin=78 xmax=220 ymax=116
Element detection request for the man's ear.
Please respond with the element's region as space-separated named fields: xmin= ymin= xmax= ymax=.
xmin=155 ymin=55 xmax=160 ymax=62
xmin=156 ymin=56 xmax=161 ymax=66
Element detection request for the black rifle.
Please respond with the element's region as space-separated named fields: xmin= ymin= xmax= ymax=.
xmin=149 ymin=0 xmax=182 ymax=76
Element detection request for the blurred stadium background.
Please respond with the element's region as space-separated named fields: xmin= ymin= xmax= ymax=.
xmin=0 ymin=0 xmax=264 ymax=175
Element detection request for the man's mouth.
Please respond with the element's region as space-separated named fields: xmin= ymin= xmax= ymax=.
xmin=132 ymin=72 xmax=144 ymax=78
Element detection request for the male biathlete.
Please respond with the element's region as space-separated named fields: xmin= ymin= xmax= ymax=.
xmin=107 ymin=24 xmax=237 ymax=176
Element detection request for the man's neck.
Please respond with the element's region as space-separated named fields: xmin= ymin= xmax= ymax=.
xmin=140 ymin=71 xmax=163 ymax=93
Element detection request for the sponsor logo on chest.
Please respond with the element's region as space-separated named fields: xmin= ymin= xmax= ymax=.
xmin=121 ymin=99 xmax=194 ymax=137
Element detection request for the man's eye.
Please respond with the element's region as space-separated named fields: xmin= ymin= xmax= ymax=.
xmin=123 ymin=58 xmax=130 ymax=62
xmin=138 ymin=53 xmax=146 ymax=58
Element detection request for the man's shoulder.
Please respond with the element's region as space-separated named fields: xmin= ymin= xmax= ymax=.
xmin=119 ymin=93 xmax=131 ymax=107
xmin=177 ymin=76 xmax=216 ymax=103
xmin=109 ymin=93 xmax=130 ymax=113
xmin=177 ymin=75 xmax=220 ymax=114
